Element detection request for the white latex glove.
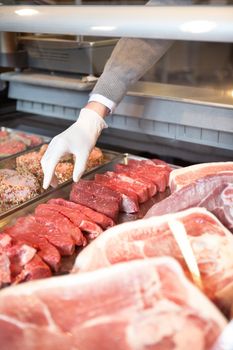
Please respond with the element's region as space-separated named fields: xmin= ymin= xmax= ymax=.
xmin=41 ymin=108 xmax=107 ymax=189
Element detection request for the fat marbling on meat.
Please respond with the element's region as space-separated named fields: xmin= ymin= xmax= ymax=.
xmin=0 ymin=257 xmax=227 ymax=350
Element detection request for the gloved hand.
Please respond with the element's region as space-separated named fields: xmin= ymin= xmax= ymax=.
xmin=41 ymin=108 xmax=107 ymax=189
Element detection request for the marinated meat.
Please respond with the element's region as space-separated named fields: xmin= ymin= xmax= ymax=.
xmin=36 ymin=203 xmax=103 ymax=239
xmin=0 ymin=169 xmax=18 ymax=181
xmin=169 ymin=161 xmax=233 ymax=192
xmin=48 ymin=198 xmax=115 ymax=229
xmin=0 ymin=257 xmax=227 ymax=350
xmin=95 ymin=174 xmax=139 ymax=213
xmin=74 ymin=208 xmax=233 ymax=314
xmin=0 ymin=172 xmax=40 ymax=206
xmin=16 ymin=146 xmax=104 ymax=184
xmin=70 ymin=180 xmax=121 ymax=222
xmin=86 ymin=147 xmax=104 ymax=169
xmin=145 ymin=172 xmax=233 ymax=232
xmin=0 ymin=140 xmax=26 ymax=156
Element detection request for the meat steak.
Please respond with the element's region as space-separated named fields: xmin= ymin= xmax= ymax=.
xmin=4 ymin=218 xmax=61 ymax=272
xmin=169 ymin=161 xmax=233 ymax=192
xmin=115 ymin=162 xmax=167 ymax=192
xmin=145 ymin=172 xmax=233 ymax=232
xmin=36 ymin=203 xmax=103 ymax=239
xmin=48 ymin=198 xmax=114 ymax=229
xmin=94 ymin=174 xmax=139 ymax=213
xmin=74 ymin=207 xmax=233 ymax=314
xmin=34 ymin=207 xmax=87 ymax=247
xmin=70 ymin=180 xmax=121 ymax=222
xmin=0 ymin=257 xmax=226 ymax=350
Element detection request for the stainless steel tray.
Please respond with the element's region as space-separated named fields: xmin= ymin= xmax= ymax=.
xmin=0 ymin=126 xmax=51 ymax=160
xmin=0 ymin=149 xmax=124 ymax=225
xmin=0 ymin=153 xmax=172 ymax=229
xmin=0 ymin=153 xmax=173 ymax=275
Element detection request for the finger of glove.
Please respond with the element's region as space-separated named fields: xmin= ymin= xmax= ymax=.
xmin=41 ymin=150 xmax=64 ymax=189
xmin=72 ymin=151 xmax=89 ymax=183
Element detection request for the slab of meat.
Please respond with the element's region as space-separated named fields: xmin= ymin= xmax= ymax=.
xmin=34 ymin=207 xmax=87 ymax=247
xmin=0 ymin=253 xmax=11 ymax=287
xmin=95 ymin=174 xmax=139 ymax=213
xmin=12 ymin=215 xmax=75 ymax=257
xmin=48 ymin=198 xmax=114 ymax=229
xmin=70 ymin=180 xmax=121 ymax=222
xmin=74 ymin=207 xmax=233 ymax=315
xmin=114 ymin=164 xmax=157 ymax=197
xmin=0 ymin=140 xmax=26 ymax=156
xmin=36 ymin=203 xmax=103 ymax=239
xmin=103 ymin=171 xmax=149 ymax=203
xmin=169 ymin=162 xmax=233 ymax=192
xmin=145 ymin=172 xmax=233 ymax=232
xmin=0 ymin=257 xmax=227 ymax=350
xmin=3 ymin=219 xmax=61 ymax=272
xmin=115 ymin=161 xmax=167 ymax=192
xmin=14 ymin=254 xmax=52 ymax=284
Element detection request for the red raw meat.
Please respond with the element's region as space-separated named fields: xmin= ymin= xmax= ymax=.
xmin=6 ymin=243 xmax=36 ymax=280
xmin=17 ymin=132 xmax=43 ymax=147
xmin=104 ymin=171 xmax=149 ymax=203
xmin=145 ymin=172 xmax=233 ymax=232
xmin=70 ymin=180 xmax=121 ymax=222
xmin=0 ymin=253 xmax=11 ymax=287
xmin=36 ymin=203 xmax=103 ymax=239
xmin=34 ymin=207 xmax=87 ymax=247
xmin=4 ymin=219 xmax=61 ymax=272
xmin=48 ymin=198 xmax=114 ymax=229
xmin=14 ymin=215 xmax=75 ymax=256
xmin=114 ymin=164 xmax=157 ymax=197
xmin=169 ymin=161 xmax=233 ymax=192
xmin=127 ymin=158 xmax=170 ymax=184
xmin=14 ymin=254 xmax=51 ymax=283
xmin=0 ymin=257 xmax=226 ymax=350
xmin=117 ymin=161 xmax=167 ymax=192
xmin=95 ymin=174 xmax=139 ymax=213
xmin=0 ymin=140 xmax=26 ymax=156
xmin=74 ymin=207 xmax=233 ymax=315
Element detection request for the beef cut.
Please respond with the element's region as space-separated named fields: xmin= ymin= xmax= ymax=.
xmin=0 ymin=257 xmax=227 ymax=350
xmin=115 ymin=161 xmax=167 ymax=192
xmin=114 ymin=164 xmax=157 ymax=197
xmin=94 ymin=174 xmax=139 ymax=213
xmin=48 ymin=198 xmax=114 ymax=229
xmin=3 ymin=218 xmax=61 ymax=272
xmin=145 ymin=172 xmax=233 ymax=232
xmin=36 ymin=203 xmax=103 ymax=239
xmin=70 ymin=180 xmax=121 ymax=222
xmin=103 ymin=171 xmax=149 ymax=203
xmin=74 ymin=207 xmax=233 ymax=315
xmin=169 ymin=161 xmax=233 ymax=192
xmin=34 ymin=207 xmax=87 ymax=247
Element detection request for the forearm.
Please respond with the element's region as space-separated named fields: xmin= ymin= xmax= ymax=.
xmin=91 ymin=0 xmax=192 ymax=106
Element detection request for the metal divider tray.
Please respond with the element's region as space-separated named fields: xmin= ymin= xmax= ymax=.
xmin=0 ymin=153 xmax=172 ymax=276
xmin=0 ymin=153 xmax=171 ymax=230
xmin=0 ymin=126 xmax=51 ymax=160
xmin=0 ymin=149 xmax=124 ymax=227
